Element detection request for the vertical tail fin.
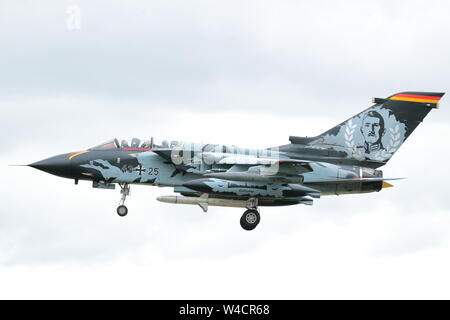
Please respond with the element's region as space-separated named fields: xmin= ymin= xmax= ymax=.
xmin=290 ymin=92 xmax=444 ymax=164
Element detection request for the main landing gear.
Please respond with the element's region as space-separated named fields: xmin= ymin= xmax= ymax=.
xmin=240 ymin=198 xmax=260 ymax=231
xmin=116 ymin=183 xmax=130 ymax=217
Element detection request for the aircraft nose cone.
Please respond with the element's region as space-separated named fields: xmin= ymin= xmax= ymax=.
xmin=29 ymin=153 xmax=74 ymax=178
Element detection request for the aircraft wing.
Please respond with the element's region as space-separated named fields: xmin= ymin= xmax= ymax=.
xmin=217 ymin=155 xmax=313 ymax=174
xmin=148 ymin=150 xmax=312 ymax=177
xmin=203 ymin=156 xmax=312 ymax=184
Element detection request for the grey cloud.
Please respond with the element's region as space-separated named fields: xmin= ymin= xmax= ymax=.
xmin=1 ymin=0 xmax=449 ymax=119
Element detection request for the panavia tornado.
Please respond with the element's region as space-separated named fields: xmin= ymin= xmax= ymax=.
xmin=29 ymin=91 xmax=444 ymax=230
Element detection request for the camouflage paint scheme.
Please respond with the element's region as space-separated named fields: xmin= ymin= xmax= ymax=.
xmin=30 ymin=92 xmax=444 ymax=208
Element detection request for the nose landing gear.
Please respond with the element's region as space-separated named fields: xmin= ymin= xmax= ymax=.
xmin=116 ymin=183 xmax=130 ymax=217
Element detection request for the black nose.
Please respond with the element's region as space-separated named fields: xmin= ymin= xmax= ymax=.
xmin=29 ymin=153 xmax=74 ymax=178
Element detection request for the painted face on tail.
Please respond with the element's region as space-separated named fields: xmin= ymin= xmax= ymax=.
xmin=361 ymin=111 xmax=385 ymax=144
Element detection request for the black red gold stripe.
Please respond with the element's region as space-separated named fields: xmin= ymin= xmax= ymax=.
xmin=390 ymin=93 xmax=442 ymax=103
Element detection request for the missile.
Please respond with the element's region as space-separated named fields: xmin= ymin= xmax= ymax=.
xmin=157 ymin=195 xmax=250 ymax=212
xmin=157 ymin=194 xmax=316 ymax=211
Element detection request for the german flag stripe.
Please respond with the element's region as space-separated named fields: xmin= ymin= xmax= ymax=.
xmin=390 ymin=93 xmax=442 ymax=103
xmin=395 ymin=93 xmax=441 ymax=100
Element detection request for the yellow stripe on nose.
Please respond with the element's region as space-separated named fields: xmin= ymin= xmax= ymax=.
xmin=68 ymin=150 xmax=90 ymax=160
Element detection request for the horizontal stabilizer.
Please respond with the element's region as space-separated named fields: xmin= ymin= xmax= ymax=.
xmin=306 ymin=177 xmax=404 ymax=184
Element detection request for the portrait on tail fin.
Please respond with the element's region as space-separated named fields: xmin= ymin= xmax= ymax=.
xmin=303 ymin=92 xmax=445 ymax=164
xmin=308 ymin=102 xmax=409 ymax=162
xmin=340 ymin=105 xmax=407 ymax=161
xmin=360 ymin=110 xmax=385 ymax=154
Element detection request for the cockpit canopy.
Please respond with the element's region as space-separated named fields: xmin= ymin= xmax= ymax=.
xmin=89 ymin=138 xmax=274 ymax=159
xmin=90 ymin=138 xmax=182 ymax=150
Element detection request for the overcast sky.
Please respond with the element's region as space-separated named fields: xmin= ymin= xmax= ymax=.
xmin=1 ymin=0 xmax=450 ymax=299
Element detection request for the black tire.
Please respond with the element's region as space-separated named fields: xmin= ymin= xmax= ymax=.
xmin=240 ymin=209 xmax=260 ymax=231
xmin=117 ymin=205 xmax=128 ymax=217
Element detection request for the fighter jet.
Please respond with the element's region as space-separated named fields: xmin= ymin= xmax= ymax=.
xmin=29 ymin=91 xmax=444 ymax=230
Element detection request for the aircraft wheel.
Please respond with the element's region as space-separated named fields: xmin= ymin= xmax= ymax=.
xmin=240 ymin=209 xmax=260 ymax=231
xmin=117 ymin=205 xmax=128 ymax=217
